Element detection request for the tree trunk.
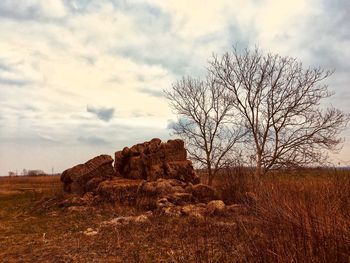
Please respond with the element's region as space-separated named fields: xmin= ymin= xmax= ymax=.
xmin=255 ymin=153 xmax=262 ymax=178
xmin=207 ymin=167 xmax=213 ymax=185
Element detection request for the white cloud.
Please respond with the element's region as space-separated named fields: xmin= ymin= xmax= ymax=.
xmin=0 ymin=0 xmax=349 ymax=174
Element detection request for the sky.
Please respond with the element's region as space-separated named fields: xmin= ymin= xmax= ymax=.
xmin=0 ymin=0 xmax=349 ymax=175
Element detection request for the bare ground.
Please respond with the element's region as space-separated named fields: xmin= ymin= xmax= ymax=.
xmin=0 ymin=176 xmax=249 ymax=262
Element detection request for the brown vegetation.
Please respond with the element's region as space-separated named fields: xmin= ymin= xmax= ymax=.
xmin=0 ymin=169 xmax=349 ymax=262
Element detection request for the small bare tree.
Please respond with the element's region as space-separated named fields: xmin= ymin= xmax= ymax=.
xmin=209 ymin=47 xmax=349 ymax=177
xmin=164 ymin=76 xmax=244 ymax=185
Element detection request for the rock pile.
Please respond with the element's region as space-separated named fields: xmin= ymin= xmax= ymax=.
xmin=114 ymin=138 xmax=199 ymax=184
xmin=60 ymin=138 xmax=228 ymax=217
xmin=60 ymin=155 xmax=115 ymax=194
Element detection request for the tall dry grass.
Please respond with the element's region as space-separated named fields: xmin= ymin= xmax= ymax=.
xmin=216 ymin=168 xmax=350 ymax=262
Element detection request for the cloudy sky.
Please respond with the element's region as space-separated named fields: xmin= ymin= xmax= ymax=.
xmin=0 ymin=0 xmax=349 ymax=175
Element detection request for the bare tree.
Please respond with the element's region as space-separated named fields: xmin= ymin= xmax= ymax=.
xmin=164 ymin=76 xmax=244 ymax=185
xmin=209 ymin=47 xmax=349 ymax=177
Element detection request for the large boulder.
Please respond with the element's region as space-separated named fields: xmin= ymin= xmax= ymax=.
xmin=206 ymin=200 xmax=226 ymax=215
xmin=136 ymin=178 xmax=188 ymax=209
xmin=61 ymin=155 xmax=115 ymax=194
xmin=181 ymin=204 xmax=206 ymax=219
xmin=114 ymin=138 xmax=199 ymax=184
xmin=97 ymin=178 xmax=144 ymax=205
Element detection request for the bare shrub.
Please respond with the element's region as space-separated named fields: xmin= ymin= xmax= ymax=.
xmin=243 ymin=169 xmax=350 ymax=262
xmin=215 ymin=166 xmax=254 ymax=205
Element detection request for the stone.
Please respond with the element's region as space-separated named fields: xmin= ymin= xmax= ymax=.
xmin=156 ymin=197 xmax=174 ymax=209
xmin=114 ymin=138 xmax=199 ymax=184
xmin=181 ymin=204 xmax=205 ymax=219
xmin=134 ymin=214 xmax=149 ymax=223
xmin=61 ymin=155 xmax=115 ymax=194
xmin=163 ymin=161 xmax=199 ymax=182
xmin=97 ymin=178 xmax=144 ymax=205
xmin=83 ymin=228 xmax=98 ymax=236
xmin=136 ymin=178 xmax=190 ymax=209
xmin=67 ymin=206 xmax=88 ymax=213
xmin=138 ymin=178 xmax=186 ymax=196
xmin=162 ymin=206 xmax=182 ymax=217
xmin=85 ymin=177 xmax=105 ymax=193
xmin=191 ymin=184 xmax=218 ymax=203
xmin=168 ymin=193 xmax=193 ymax=205
xmin=58 ymin=139 xmax=231 ymax=218
xmin=206 ymin=200 xmax=226 ymax=215
xmin=101 ymin=213 xmax=151 ymax=226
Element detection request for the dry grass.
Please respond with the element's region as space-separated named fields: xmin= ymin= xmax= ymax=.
xmin=215 ymin=168 xmax=350 ymax=262
xmin=0 ymin=170 xmax=350 ymax=262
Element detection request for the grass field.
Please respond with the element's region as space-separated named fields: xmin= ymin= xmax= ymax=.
xmin=0 ymin=170 xmax=349 ymax=262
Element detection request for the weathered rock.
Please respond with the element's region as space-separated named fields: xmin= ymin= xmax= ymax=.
xmin=58 ymin=139 xmax=231 ymax=217
xmin=168 ymin=192 xmax=193 ymax=205
xmin=83 ymin=228 xmax=98 ymax=236
xmin=206 ymin=200 xmax=226 ymax=215
xmin=61 ymin=155 xmax=115 ymax=194
xmin=101 ymin=212 xmax=152 ymax=226
xmin=192 ymin=184 xmax=218 ymax=203
xmin=136 ymin=178 xmax=190 ymax=209
xmin=156 ymin=197 xmax=174 ymax=209
xmin=162 ymin=206 xmax=182 ymax=217
xmin=114 ymin=138 xmax=199 ymax=184
xmin=181 ymin=204 xmax=206 ymax=219
xmin=85 ymin=177 xmax=105 ymax=193
xmin=138 ymin=178 xmax=186 ymax=196
xmin=97 ymin=178 xmax=144 ymax=205
xmin=67 ymin=206 xmax=88 ymax=213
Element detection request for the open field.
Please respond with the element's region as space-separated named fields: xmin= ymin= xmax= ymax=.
xmin=1 ymin=171 xmax=350 ymax=262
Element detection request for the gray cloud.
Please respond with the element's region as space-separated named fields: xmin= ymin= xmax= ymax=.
xmin=0 ymin=61 xmax=12 ymax=72
xmin=166 ymin=120 xmax=177 ymax=130
xmin=105 ymin=2 xmax=192 ymax=76
xmin=0 ymin=78 xmax=30 ymax=86
xmin=0 ymin=59 xmax=31 ymax=87
xmin=321 ymin=0 xmax=350 ymax=41
xmin=0 ymin=133 xmax=59 ymax=145
xmin=107 ymin=76 xmax=122 ymax=84
xmin=273 ymin=0 xmax=349 ymax=74
xmin=280 ymin=0 xmax=350 ymax=114
xmin=138 ymin=87 xmax=163 ymax=98
xmin=167 ymin=117 xmax=195 ymax=130
xmin=131 ymin=111 xmax=155 ymax=118
xmin=78 ymin=136 xmax=109 ymax=145
xmin=1 ymin=103 xmax=39 ymax=112
xmin=0 ymin=0 xmax=66 ymax=21
xmin=79 ymin=55 xmax=96 ymax=66
xmin=86 ymin=105 xmax=115 ymax=122
xmin=117 ymin=45 xmax=190 ymax=75
xmin=119 ymin=2 xmax=172 ymax=35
